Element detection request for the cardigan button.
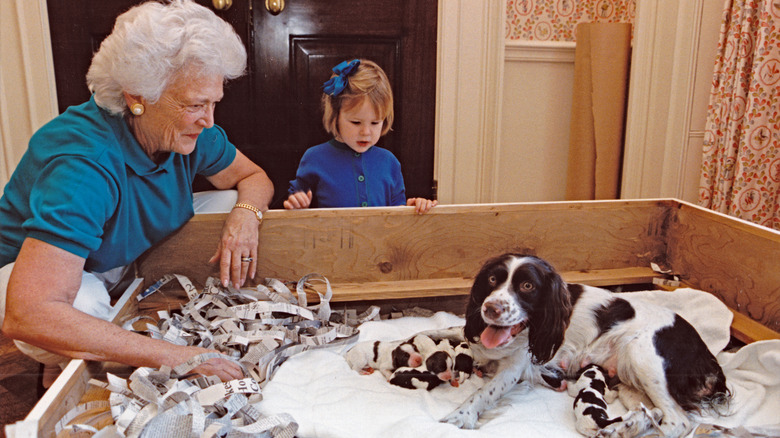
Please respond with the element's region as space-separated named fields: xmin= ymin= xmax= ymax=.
xmin=357 ymin=175 xmax=365 ymax=182
xmin=361 ymin=202 xmax=368 ymax=207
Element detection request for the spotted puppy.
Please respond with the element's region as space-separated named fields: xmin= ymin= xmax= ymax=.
xmin=568 ymin=364 xmax=622 ymax=436
xmin=345 ymin=338 xmax=423 ymax=378
xmin=451 ymin=340 xmax=475 ymax=385
xmin=389 ymin=367 xmax=445 ymax=390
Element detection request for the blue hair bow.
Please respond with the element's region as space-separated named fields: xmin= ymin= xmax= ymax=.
xmin=323 ymin=59 xmax=360 ymax=96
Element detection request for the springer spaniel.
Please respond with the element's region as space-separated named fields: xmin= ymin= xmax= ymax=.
xmin=440 ymin=253 xmax=730 ymax=437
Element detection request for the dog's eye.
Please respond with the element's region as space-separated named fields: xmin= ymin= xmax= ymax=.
xmin=488 ymin=275 xmax=497 ymax=286
xmin=520 ymin=281 xmax=534 ymax=291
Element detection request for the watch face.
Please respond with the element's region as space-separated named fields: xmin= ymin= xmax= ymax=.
xmin=235 ymin=203 xmax=262 ymax=221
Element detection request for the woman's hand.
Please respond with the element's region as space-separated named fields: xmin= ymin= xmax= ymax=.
xmin=209 ymin=206 xmax=259 ymax=288
xmin=284 ymin=190 xmax=313 ymax=209
xmin=407 ymin=197 xmax=438 ymax=214
xmin=183 ymin=347 xmax=246 ymax=381
xmin=206 ymin=150 xmax=273 ymax=288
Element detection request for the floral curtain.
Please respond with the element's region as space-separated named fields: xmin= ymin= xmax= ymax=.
xmin=699 ymin=0 xmax=780 ymax=230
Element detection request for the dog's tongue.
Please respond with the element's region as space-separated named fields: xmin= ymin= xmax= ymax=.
xmin=481 ymin=325 xmax=512 ymax=349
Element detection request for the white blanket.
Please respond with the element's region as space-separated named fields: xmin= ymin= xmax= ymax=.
xmin=254 ymin=289 xmax=780 ymax=437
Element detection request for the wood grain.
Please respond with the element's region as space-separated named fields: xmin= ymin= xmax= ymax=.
xmin=667 ymin=201 xmax=780 ymax=331
xmin=136 ymin=200 xmax=671 ymax=288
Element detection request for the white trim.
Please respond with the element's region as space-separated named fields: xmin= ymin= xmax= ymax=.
xmin=660 ymin=0 xmax=706 ymax=200
xmin=434 ymin=0 xmax=505 ymax=204
xmin=621 ymin=0 xmax=662 ymax=199
xmin=504 ymin=40 xmax=576 ymax=63
xmin=20 ymin=0 xmax=58 ymax=129
xmin=0 ymin=0 xmax=58 ymax=193
xmin=480 ymin=0 xmax=506 ymax=202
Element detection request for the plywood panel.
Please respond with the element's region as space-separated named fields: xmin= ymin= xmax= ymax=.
xmin=667 ymin=202 xmax=780 ymax=331
xmin=135 ymin=200 xmax=671 ymax=288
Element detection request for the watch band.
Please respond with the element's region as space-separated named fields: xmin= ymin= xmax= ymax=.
xmin=233 ymin=202 xmax=263 ymax=222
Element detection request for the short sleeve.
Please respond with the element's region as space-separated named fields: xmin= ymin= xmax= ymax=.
xmin=24 ymin=156 xmax=119 ymax=258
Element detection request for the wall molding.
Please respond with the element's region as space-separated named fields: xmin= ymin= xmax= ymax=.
xmin=660 ymin=0 xmax=707 ymax=200
xmin=504 ymin=40 xmax=576 ymax=63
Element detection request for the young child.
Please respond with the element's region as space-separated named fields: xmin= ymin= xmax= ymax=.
xmin=284 ymin=59 xmax=437 ymax=214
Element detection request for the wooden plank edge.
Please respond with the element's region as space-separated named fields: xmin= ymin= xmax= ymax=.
xmin=191 ymin=199 xmax=675 ymax=221
xmin=729 ymin=308 xmax=780 ymax=344
xmin=307 ymin=267 xmax=662 ymax=302
xmin=7 ymin=279 xmax=145 ymax=438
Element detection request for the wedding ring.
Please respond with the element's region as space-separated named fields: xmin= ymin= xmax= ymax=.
xmin=241 ymin=257 xmax=253 ymax=263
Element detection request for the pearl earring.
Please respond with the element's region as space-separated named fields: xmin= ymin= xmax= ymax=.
xmin=130 ymin=103 xmax=145 ymax=116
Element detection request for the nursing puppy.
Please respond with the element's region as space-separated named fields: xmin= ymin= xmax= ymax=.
xmin=389 ymin=349 xmax=454 ymax=391
xmin=441 ymin=253 xmax=730 ymax=437
xmin=346 ymin=338 xmax=423 ymax=378
xmin=451 ymin=340 xmax=475 ymax=384
xmin=568 ymin=364 xmax=662 ymax=436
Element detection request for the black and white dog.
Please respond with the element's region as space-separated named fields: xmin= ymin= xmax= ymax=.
xmin=441 ymin=253 xmax=730 ymax=437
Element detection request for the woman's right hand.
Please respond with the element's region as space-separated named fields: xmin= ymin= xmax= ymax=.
xmin=283 ymin=190 xmax=313 ymax=209
xmin=180 ymin=346 xmax=245 ymax=381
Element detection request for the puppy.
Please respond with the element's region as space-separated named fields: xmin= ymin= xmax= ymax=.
xmin=389 ymin=367 xmax=446 ymax=391
xmin=569 ymin=364 xmax=621 ymax=435
xmin=346 ymin=339 xmax=423 ymax=378
xmin=452 ymin=341 xmax=475 ymax=385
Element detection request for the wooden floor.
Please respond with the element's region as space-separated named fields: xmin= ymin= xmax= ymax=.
xmin=0 ymin=332 xmax=40 ymax=438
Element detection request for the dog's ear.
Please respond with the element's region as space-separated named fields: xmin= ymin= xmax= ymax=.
xmin=463 ymin=265 xmax=492 ymax=343
xmin=528 ymin=264 xmax=572 ymax=364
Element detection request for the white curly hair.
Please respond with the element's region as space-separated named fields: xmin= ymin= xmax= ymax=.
xmin=87 ymin=0 xmax=247 ymax=115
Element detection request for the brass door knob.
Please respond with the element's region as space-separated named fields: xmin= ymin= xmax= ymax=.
xmin=212 ymin=0 xmax=232 ymax=11
xmin=265 ymin=0 xmax=284 ymax=15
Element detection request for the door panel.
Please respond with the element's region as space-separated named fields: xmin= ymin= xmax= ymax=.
xmin=46 ymin=0 xmax=437 ymax=208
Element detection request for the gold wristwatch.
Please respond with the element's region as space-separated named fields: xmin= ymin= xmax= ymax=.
xmin=233 ymin=202 xmax=263 ymax=222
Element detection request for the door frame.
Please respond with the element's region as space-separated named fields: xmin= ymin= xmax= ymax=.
xmin=434 ymin=0 xmax=505 ymax=204
xmin=621 ymin=0 xmax=721 ymax=202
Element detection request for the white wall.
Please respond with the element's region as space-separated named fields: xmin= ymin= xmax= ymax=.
xmin=498 ymin=42 xmax=574 ymax=202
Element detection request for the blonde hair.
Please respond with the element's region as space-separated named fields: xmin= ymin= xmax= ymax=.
xmin=87 ymin=0 xmax=246 ymax=115
xmin=322 ymin=59 xmax=394 ymax=137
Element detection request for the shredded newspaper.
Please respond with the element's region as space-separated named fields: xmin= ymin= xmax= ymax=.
xmin=55 ymin=273 xmax=378 ymax=437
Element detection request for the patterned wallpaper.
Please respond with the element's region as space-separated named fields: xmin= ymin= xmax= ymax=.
xmin=506 ymin=0 xmax=636 ymax=41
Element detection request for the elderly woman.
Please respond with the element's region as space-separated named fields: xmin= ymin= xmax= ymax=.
xmin=0 ymin=0 xmax=271 ymax=386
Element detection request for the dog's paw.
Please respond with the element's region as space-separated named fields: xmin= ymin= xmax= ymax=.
xmin=440 ymin=409 xmax=479 ymax=429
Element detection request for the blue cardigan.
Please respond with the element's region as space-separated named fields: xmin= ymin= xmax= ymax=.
xmin=288 ymin=139 xmax=406 ymax=208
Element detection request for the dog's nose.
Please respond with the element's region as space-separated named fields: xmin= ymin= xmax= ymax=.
xmin=483 ymin=302 xmax=504 ymax=319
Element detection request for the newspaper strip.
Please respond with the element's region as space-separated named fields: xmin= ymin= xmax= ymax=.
xmin=58 ymin=272 xmax=378 ymax=437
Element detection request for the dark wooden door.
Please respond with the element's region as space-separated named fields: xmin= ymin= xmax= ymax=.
xmin=46 ymin=0 xmax=437 ymax=208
